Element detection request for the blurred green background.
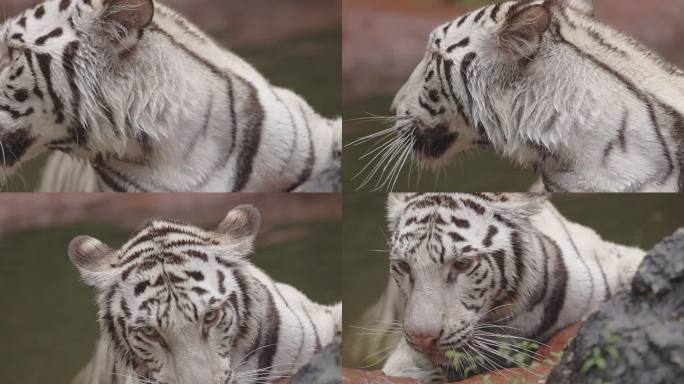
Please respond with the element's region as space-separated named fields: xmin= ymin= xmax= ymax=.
xmin=1 ymin=24 xmax=341 ymax=192
xmin=0 ymin=198 xmax=341 ymax=384
xmin=342 ymin=193 xmax=684 ymax=369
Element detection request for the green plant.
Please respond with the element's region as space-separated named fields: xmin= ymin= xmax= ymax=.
xmin=580 ymin=332 xmax=622 ymax=377
xmin=445 ymin=350 xmax=485 ymax=377
xmin=496 ymin=340 xmax=541 ymax=368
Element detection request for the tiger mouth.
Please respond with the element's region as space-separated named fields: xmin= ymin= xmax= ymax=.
xmin=0 ymin=128 xmax=36 ymax=168
xmin=412 ymin=124 xmax=459 ymax=159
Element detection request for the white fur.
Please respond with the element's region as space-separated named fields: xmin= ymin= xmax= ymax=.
xmin=70 ymin=208 xmax=342 ymax=384
xmin=0 ymin=0 xmax=341 ymax=192
xmin=378 ymin=193 xmax=645 ymax=382
xmin=389 ymin=0 xmax=684 ymax=192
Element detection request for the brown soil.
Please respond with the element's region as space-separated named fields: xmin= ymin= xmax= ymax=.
xmin=343 ymin=323 xmax=580 ymax=384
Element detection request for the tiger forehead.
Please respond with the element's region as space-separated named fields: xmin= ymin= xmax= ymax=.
xmin=4 ymin=0 xmax=79 ymax=46
xmin=399 ymin=194 xmax=495 ymax=218
xmin=116 ymin=220 xmax=221 ymax=263
xmin=433 ymin=0 xmax=544 ymax=42
xmin=128 ymin=220 xmax=217 ymax=245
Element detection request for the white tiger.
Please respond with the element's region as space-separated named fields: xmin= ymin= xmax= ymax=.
xmin=69 ymin=205 xmax=342 ymax=384
xmin=0 ymin=0 xmax=341 ymax=192
xmin=370 ymin=193 xmax=645 ymax=383
xmin=367 ymin=0 xmax=684 ymax=192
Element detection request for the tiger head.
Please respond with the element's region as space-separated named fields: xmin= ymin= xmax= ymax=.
xmin=390 ymin=0 xmax=594 ymax=168
xmin=386 ymin=193 xmax=547 ymax=366
xmin=69 ymin=205 xmax=263 ymax=384
xmin=0 ymin=0 xmax=154 ymax=173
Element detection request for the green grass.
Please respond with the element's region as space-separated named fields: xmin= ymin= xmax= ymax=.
xmin=0 ymin=218 xmax=340 ymax=384
xmin=1 ymin=26 xmax=341 ymax=192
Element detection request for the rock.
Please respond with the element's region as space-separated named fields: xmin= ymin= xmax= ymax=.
xmin=290 ymin=337 xmax=342 ymax=384
xmin=548 ymin=229 xmax=684 ymax=384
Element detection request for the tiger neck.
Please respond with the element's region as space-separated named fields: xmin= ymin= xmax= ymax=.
xmin=67 ymin=17 xmax=339 ymax=192
xmin=474 ymin=42 xmax=682 ymax=192
xmin=465 ymin=6 xmax=684 ymax=192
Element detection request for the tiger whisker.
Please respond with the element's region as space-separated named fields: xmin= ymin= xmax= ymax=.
xmin=384 ymin=134 xmax=414 ymax=191
xmin=463 ymin=343 xmax=513 ymax=378
xmin=373 ymin=138 xmax=410 ymax=191
xmin=370 ymin=132 xmax=413 ymax=191
xmin=0 ymin=141 xmax=8 ymax=188
xmin=359 ymin=134 xmax=402 ymax=160
xmin=471 ymin=340 xmax=544 ymax=378
xmin=474 ymin=330 xmax=550 ymax=348
xmin=355 ymin=131 xmax=409 ymax=190
xmin=389 ymin=137 xmax=414 ymax=191
xmin=479 ymin=303 xmax=518 ymax=318
xmin=473 ymin=336 xmax=546 ymax=361
xmin=360 ymin=342 xmax=400 ymax=366
xmin=346 ymin=126 xmax=397 ymax=147
xmin=353 ymin=130 xmax=408 ymax=181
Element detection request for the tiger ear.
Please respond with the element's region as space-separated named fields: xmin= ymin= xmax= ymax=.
xmin=498 ymin=5 xmax=551 ymax=60
xmin=101 ymin=0 xmax=154 ymax=48
xmin=216 ymin=205 xmax=261 ymax=250
xmin=387 ymin=193 xmax=417 ymax=233
xmin=565 ymin=0 xmax=596 ymax=17
xmin=69 ymin=236 xmax=117 ymax=286
xmin=492 ymin=193 xmax=549 ymax=220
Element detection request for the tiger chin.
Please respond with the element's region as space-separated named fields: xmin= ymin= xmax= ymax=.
xmin=0 ymin=0 xmax=341 ymax=192
xmin=385 ymin=0 xmax=684 ymax=192
xmin=379 ymin=193 xmax=646 ymax=383
xmin=69 ymin=205 xmax=342 ymax=384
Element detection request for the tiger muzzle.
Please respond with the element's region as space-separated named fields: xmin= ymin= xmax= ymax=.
xmin=0 ymin=128 xmax=36 ymax=167
xmin=412 ymin=123 xmax=459 ymax=159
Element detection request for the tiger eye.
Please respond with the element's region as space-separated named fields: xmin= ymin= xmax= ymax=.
xmin=453 ymin=258 xmax=473 ymax=271
xmin=204 ymin=309 xmax=221 ymax=325
xmin=139 ymin=326 xmax=160 ymax=340
xmin=396 ymin=260 xmax=412 ymax=275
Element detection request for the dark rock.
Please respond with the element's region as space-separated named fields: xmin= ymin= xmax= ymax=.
xmin=290 ymin=337 xmax=342 ymax=384
xmin=548 ymin=229 xmax=684 ymax=384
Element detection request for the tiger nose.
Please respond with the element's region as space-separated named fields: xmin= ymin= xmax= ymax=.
xmin=408 ymin=332 xmax=439 ymax=351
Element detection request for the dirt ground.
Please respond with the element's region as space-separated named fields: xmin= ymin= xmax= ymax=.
xmin=343 ymin=0 xmax=684 ymax=102
xmin=343 ymin=324 xmax=580 ymax=384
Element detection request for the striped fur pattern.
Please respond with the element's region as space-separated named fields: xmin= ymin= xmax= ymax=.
xmin=381 ymin=193 xmax=644 ymax=382
xmin=69 ymin=205 xmax=342 ymax=384
xmin=383 ymin=0 xmax=684 ymax=192
xmin=0 ymin=0 xmax=341 ymax=192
